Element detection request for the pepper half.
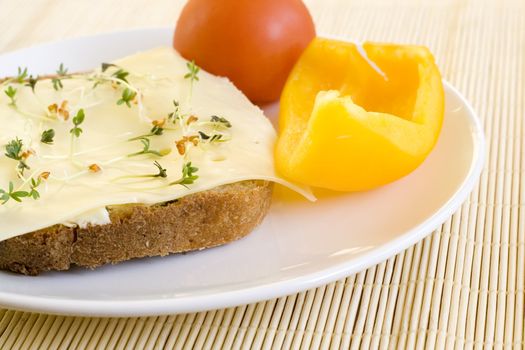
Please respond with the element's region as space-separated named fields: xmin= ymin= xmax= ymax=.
xmin=275 ymin=38 xmax=445 ymax=191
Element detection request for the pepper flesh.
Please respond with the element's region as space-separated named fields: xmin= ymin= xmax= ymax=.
xmin=275 ymin=38 xmax=445 ymax=191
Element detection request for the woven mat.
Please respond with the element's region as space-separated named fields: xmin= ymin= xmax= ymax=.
xmin=1 ymin=0 xmax=524 ymax=348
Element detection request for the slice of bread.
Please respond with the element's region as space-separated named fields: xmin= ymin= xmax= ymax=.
xmin=0 ymin=180 xmax=273 ymax=275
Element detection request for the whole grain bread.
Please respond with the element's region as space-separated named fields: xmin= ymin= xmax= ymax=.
xmin=0 ymin=180 xmax=273 ymax=275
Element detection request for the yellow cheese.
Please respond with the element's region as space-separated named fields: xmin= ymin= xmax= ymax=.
xmin=0 ymin=47 xmax=313 ymax=241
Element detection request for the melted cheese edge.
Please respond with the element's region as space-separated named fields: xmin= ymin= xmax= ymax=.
xmin=0 ymin=47 xmax=313 ymax=241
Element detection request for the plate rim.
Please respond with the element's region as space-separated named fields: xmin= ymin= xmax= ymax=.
xmin=0 ymin=29 xmax=486 ymax=317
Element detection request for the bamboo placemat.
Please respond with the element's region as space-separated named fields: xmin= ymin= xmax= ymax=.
xmin=0 ymin=0 xmax=524 ymax=348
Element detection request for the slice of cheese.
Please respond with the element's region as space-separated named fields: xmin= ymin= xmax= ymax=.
xmin=0 ymin=47 xmax=313 ymax=241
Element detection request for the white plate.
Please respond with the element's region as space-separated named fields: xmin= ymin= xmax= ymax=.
xmin=0 ymin=28 xmax=485 ymax=317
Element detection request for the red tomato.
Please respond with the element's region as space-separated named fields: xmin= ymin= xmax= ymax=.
xmin=174 ymin=0 xmax=316 ymax=103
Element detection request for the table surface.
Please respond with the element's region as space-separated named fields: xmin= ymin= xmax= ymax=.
xmin=0 ymin=0 xmax=524 ymax=348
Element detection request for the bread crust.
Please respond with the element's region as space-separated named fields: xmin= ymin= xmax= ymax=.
xmin=0 ymin=181 xmax=273 ymax=275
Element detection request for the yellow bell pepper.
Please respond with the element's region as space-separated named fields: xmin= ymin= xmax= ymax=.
xmin=275 ymin=38 xmax=445 ymax=191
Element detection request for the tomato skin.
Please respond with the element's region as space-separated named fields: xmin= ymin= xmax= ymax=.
xmin=174 ymin=0 xmax=316 ymax=103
